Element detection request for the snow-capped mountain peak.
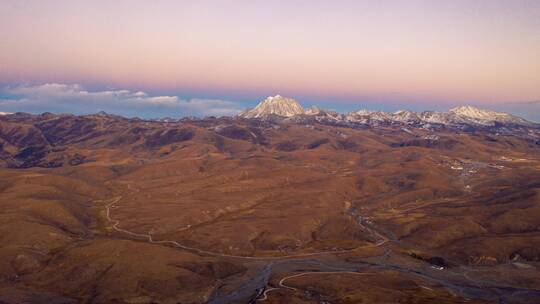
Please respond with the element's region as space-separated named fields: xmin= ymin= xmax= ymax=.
xmin=353 ymin=109 xmax=374 ymax=115
xmin=449 ymin=105 xmax=530 ymax=126
xmin=392 ymin=110 xmax=419 ymax=122
xmin=450 ymin=106 xmax=503 ymax=119
xmin=239 ymin=95 xmax=305 ymax=118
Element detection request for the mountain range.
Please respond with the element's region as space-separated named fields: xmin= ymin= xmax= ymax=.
xmin=239 ymin=95 xmax=537 ymax=129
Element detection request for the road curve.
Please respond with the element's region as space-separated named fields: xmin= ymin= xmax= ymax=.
xmin=256 ymin=271 xmax=374 ymax=301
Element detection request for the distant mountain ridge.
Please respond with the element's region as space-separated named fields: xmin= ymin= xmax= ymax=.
xmin=1 ymin=104 xmax=539 ymax=169
xmin=239 ymin=95 xmax=537 ymax=128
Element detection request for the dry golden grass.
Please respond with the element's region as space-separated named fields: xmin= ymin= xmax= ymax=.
xmin=1 ymin=115 xmax=539 ymax=302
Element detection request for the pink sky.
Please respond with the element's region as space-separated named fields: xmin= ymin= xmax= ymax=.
xmin=1 ymin=0 xmax=539 ymax=112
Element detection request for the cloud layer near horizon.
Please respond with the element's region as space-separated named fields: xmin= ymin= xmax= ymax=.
xmin=1 ymin=83 xmax=539 ymax=122
xmin=0 ymin=84 xmax=242 ymax=118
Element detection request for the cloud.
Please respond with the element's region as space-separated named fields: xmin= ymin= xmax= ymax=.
xmin=0 ymin=83 xmax=243 ymax=117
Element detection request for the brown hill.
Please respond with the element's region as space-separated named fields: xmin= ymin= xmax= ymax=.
xmin=0 ymin=113 xmax=539 ymax=303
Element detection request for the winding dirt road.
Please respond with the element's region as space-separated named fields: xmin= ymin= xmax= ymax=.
xmin=103 ymin=196 xmax=388 ymax=260
xmin=102 ymin=196 xmax=540 ymax=303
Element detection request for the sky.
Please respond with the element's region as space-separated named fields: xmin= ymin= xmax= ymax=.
xmin=0 ymin=0 xmax=539 ymax=120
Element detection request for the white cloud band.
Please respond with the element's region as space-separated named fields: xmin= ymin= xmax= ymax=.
xmin=0 ymin=83 xmax=243 ymax=117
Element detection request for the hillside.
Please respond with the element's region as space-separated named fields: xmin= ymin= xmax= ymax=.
xmin=0 ymin=110 xmax=539 ymax=303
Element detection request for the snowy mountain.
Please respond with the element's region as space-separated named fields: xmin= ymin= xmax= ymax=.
xmin=448 ymin=106 xmax=532 ymax=126
xmin=392 ymin=110 xmax=420 ymax=123
xmin=239 ymin=95 xmax=305 ymax=118
xmin=238 ymin=96 xmax=537 ymax=130
xmin=0 ymin=112 xmax=12 ymax=116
